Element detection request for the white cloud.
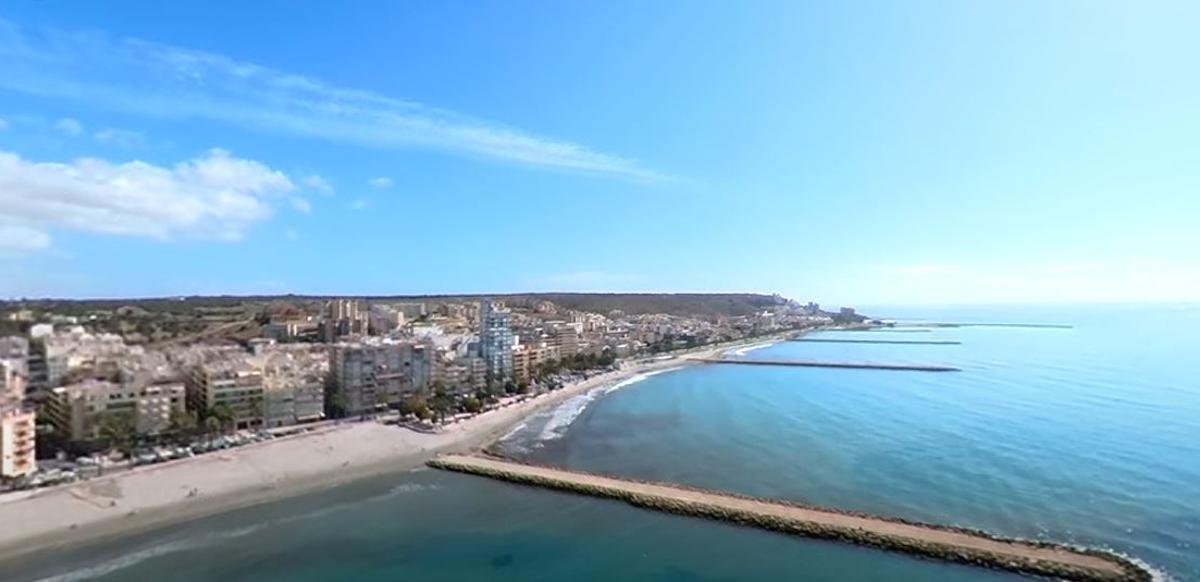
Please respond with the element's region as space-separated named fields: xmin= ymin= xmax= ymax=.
xmin=53 ymin=117 xmax=83 ymax=136
xmin=0 ymin=224 xmax=52 ymax=255
xmin=0 ymin=148 xmax=294 ymax=253
xmin=289 ymin=197 xmax=312 ymax=213
xmin=348 ymin=198 xmax=369 ymax=211
xmin=93 ymin=127 xmax=145 ymax=148
xmin=284 ymin=228 xmax=299 ymax=241
xmin=0 ymin=19 xmax=663 ymax=181
xmin=301 ymin=174 xmax=333 ymax=195
xmin=0 ymin=118 xmax=8 ymax=131
xmin=369 ymin=176 xmax=392 ymax=189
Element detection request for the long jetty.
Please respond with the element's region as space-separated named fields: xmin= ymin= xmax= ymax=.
xmin=429 ymin=455 xmax=1147 ymax=582
xmin=847 ymin=328 xmax=933 ymax=333
xmin=790 ymin=338 xmax=962 ymax=345
xmin=693 ymin=357 xmax=961 ymax=372
xmin=897 ymin=322 xmax=1073 ymax=329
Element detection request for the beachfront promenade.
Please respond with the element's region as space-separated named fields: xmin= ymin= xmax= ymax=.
xmin=691 ymin=357 xmax=961 ymax=372
xmin=429 ymin=455 xmax=1149 ymax=582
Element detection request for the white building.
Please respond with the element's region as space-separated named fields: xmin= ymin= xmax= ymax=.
xmin=0 ymin=360 xmax=35 ymax=478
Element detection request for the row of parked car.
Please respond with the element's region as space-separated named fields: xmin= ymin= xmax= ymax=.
xmin=132 ymin=430 xmax=276 ymax=465
xmin=0 ymin=430 xmax=279 ymax=493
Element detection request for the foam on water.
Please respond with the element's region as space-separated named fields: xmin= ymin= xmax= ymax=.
xmin=536 ymin=367 xmax=685 ymax=441
xmin=497 ymin=367 xmax=688 ymax=452
xmin=725 ymin=341 xmax=777 ymax=356
xmin=31 ymin=533 xmax=249 ymax=582
xmin=30 ymin=475 xmax=439 ymax=582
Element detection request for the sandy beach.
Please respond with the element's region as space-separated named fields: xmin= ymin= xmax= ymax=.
xmin=0 ymin=340 xmax=771 ymax=562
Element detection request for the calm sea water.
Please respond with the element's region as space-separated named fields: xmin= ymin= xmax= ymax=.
xmin=8 ymin=305 xmax=1199 ymax=581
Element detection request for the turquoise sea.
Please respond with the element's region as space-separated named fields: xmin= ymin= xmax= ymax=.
xmin=8 ymin=305 xmax=1199 ymax=581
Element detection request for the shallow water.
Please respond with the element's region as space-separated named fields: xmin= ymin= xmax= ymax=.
xmin=9 ymin=304 xmax=1198 ymax=581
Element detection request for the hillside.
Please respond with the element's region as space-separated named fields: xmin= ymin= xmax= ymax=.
xmin=1 ymin=292 xmax=793 ymax=320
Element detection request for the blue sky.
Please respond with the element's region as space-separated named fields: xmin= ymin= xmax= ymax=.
xmin=0 ymin=1 xmax=1197 ymax=305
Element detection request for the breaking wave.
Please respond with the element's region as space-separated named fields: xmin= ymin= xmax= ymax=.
xmin=30 ymin=475 xmax=438 ymax=582
xmin=724 ymin=341 xmax=777 ymax=357
xmin=496 ymin=366 xmax=687 ymax=455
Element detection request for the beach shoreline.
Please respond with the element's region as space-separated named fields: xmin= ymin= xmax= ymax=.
xmin=0 ymin=335 xmax=789 ymax=563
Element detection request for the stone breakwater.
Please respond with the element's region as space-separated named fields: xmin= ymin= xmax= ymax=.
xmin=428 ymin=455 xmax=1150 ymax=582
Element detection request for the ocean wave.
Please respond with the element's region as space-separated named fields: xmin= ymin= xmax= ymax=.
xmin=535 ymin=390 xmax=606 ymax=442
xmin=30 ymin=527 xmax=259 ymax=582
xmin=725 ymin=342 xmax=776 ymax=357
xmin=533 ymin=367 xmax=683 ymax=442
xmin=604 ymin=366 xmax=682 ymax=394
xmin=387 ymin=482 xmax=439 ymax=495
xmin=31 ymin=476 xmax=438 ymax=582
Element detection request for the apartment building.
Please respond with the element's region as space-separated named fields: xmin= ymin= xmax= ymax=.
xmin=329 ymin=343 xmax=405 ymax=416
xmin=186 ymin=361 xmax=264 ymax=430
xmin=0 ymin=360 xmax=35 ymax=478
xmin=0 ymin=408 xmax=36 ymax=478
xmin=257 ymin=350 xmax=326 ymax=427
xmin=512 ymin=343 xmax=560 ymax=383
xmin=46 ymin=379 xmax=186 ymax=442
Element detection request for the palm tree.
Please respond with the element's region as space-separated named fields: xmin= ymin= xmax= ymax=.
xmin=97 ymin=411 xmax=137 ymax=458
xmin=204 ymin=416 xmax=222 ymax=446
xmin=168 ymin=409 xmax=198 ymax=444
xmin=207 ymin=404 xmax=235 ymax=435
xmin=429 ymin=388 xmax=454 ymax=423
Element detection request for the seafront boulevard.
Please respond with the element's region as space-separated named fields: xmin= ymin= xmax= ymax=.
xmin=429 ymin=454 xmax=1151 ymax=582
xmin=0 ymin=334 xmax=789 ymax=562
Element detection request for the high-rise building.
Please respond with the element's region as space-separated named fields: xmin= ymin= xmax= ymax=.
xmin=478 ymin=299 xmax=514 ymax=383
xmin=329 ymin=343 xmax=405 ymax=416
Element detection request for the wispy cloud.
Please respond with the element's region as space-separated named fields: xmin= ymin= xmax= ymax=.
xmin=0 ymin=118 xmax=8 ymax=131
xmin=289 ymin=197 xmax=312 ymax=213
xmin=93 ymin=127 xmax=145 ymax=148
xmin=0 ymin=147 xmax=294 ymax=254
xmin=0 ymin=224 xmax=52 ymax=256
xmin=53 ymin=117 xmax=83 ymax=136
xmin=348 ymin=198 xmax=369 ymax=211
xmin=301 ymin=174 xmax=333 ymax=195
xmin=369 ymin=176 xmax=393 ymax=189
xmin=0 ymin=19 xmax=663 ymax=181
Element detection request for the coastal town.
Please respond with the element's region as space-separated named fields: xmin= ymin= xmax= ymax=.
xmin=0 ymin=294 xmax=853 ymax=493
